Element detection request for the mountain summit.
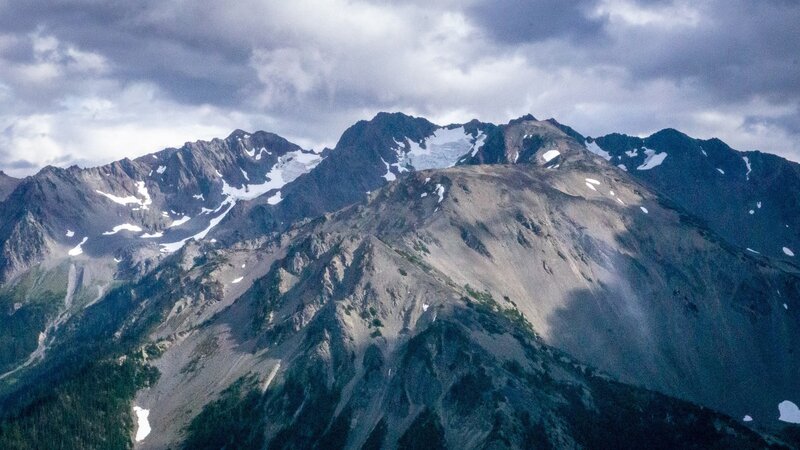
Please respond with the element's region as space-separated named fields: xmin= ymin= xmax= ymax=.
xmin=0 ymin=112 xmax=798 ymax=449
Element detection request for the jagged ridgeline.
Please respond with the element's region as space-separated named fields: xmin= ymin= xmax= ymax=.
xmin=0 ymin=112 xmax=798 ymax=449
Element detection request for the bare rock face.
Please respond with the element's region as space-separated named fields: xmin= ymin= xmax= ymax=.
xmin=0 ymin=112 xmax=799 ymax=449
xmin=586 ymin=129 xmax=800 ymax=260
xmin=0 ymin=130 xmax=320 ymax=280
xmin=0 ymin=171 xmax=19 ymax=202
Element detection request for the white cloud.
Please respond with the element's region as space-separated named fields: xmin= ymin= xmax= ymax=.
xmin=593 ymin=0 xmax=702 ymax=28
xmin=0 ymin=82 xmax=268 ymax=176
xmin=250 ymin=48 xmax=332 ymax=107
xmin=0 ymin=0 xmax=798 ymax=175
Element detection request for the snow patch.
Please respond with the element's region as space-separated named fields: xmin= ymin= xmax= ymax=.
xmin=133 ymin=406 xmax=151 ymax=441
xmin=435 ymin=184 xmax=446 ymax=203
xmin=624 ymin=149 xmax=639 ymax=157
xmin=783 ymin=247 xmax=795 ymax=257
xmin=617 ymin=164 xmax=628 ymax=171
xmin=541 ymin=149 xmax=560 ymax=162
xmin=381 ymin=157 xmax=396 ymax=182
xmin=585 ymin=140 xmax=611 ymax=160
xmin=743 ymin=415 xmax=753 ymax=422
xmin=65 ymin=229 xmax=74 ymax=237
xmin=102 ymin=223 xmax=143 ymax=235
xmin=402 ymin=127 xmax=485 ymax=169
xmin=749 ymin=210 xmax=755 ymax=215
xmin=169 ymin=216 xmax=191 ymax=228
xmin=422 ymin=303 xmax=430 ymax=312
xmin=232 ymin=276 xmax=244 ymax=284
xmin=636 ymin=148 xmax=667 ymax=170
xmin=779 ymin=401 xmax=800 ymax=424
xmin=717 ymin=168 xmax=725 ymax=174
xmin=95 ymin=191 xmax=138 ymax=206
xmin=97 ymin=182 xmax=152 ymax=210
xmin=746 ymin=248 xmax=760 ymax=254
xmin=222 ymin=150 xmax=320 ymax=201
xmin=743 ymin=156 xmax=752 ymax=180
xmin=757 ymin=201 xmax=761 ymax=209
xmin=255 ymin=147 xmax=270 ymax=160
xmin=162 ymin=151 xmax=318 ymax=253
xmin=585 ymin=182 xmax=597 ymax=191
xmin=67 ymin=237 xmax=88 ymax=256
xmin=391 ymin=160 xmax=409 ymax=174
xmin=640 ymin=206 xmax=649 ymax=214
xmin=141 ymin=232 xmax=164 ymax=239
xmin=267 ymin=191 xmax=283 ymax=205
xmin=585 ymin=178 xmax=601 ymax=185
xmin=160 ymin=199 xmax=235 ymax=253
xmin=156 ymin=165 xmax=166 ymax=174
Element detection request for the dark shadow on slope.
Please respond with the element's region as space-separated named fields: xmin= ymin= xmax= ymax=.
xmin=543 ymin=194 xmax=800 ymax=434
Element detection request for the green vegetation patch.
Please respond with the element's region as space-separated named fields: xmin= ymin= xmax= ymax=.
xmin=182 ymin=375 xmax=265 ymax=450
xmin=0 ymin=357 xmax=158 ymax=450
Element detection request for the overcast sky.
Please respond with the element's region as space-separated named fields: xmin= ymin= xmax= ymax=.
xmin=0 ymin=0 xmax=798 ymax=176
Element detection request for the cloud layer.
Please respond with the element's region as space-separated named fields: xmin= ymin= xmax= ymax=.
xmin=0 ymin=0 xmax=798 ymax=176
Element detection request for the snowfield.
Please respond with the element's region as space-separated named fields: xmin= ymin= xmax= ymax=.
xmin=169 ymin=216 xmax=191 ymax=228
xmin=133 ymin=406 xmax=151 ymax=441
xmin=222 ymin=150 xmax=322 ymax=201
xmin=267 ymin=191 xmax=283 ymax=205
xmin=102 ymin=223 xmax=143 ymax=235
xmin=743 ymin=156 xmax=752 ymax=180
xmin=636 ymin=148 xmax=667 ymax=170
xmin=95 ymin=181 xmax=152 ymax=210
xmin=435 ymin=184 xmax=446 ymax=203
xmin=541 ymin=149 xmax=560 ymax=162
xmin=160 ymin=199 xmax=235 ymax=253
xmin=585 ymin=141 xmax=611 ymax=160
xmin=159 ymin=150 xmax=323 ymax=253
xmin=67 ymin=237 xmax=88 ymax=256
xmin=779 ymin=400 xmax=800 ymax=424
xmin=381 ymin=158 xmax=396 ymax=182
xmin=401 ymin=126 xmax=485 ymax=170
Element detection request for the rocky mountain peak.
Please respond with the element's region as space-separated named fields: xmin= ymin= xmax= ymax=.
xmin=1 ymin=112 xmax=800 ymax=449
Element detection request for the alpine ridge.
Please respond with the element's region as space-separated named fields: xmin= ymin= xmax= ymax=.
xmin=0 ymin=112 xmax=798 ymax=449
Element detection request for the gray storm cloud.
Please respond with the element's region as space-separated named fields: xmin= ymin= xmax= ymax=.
xmin=0 ymin=0 xmax=797 ymax=176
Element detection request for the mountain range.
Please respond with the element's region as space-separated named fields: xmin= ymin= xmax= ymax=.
xmin=0 ymin=112 xmax=798 ymax=449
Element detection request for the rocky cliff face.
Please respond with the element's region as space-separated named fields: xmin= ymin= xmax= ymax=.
xmin=0 ymin=130 xmax=322 ymax=280
xmin=0 ymin=172 xmax=19 ymax=202
xmin=586 ymin=129 xmax=800 ymax=260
